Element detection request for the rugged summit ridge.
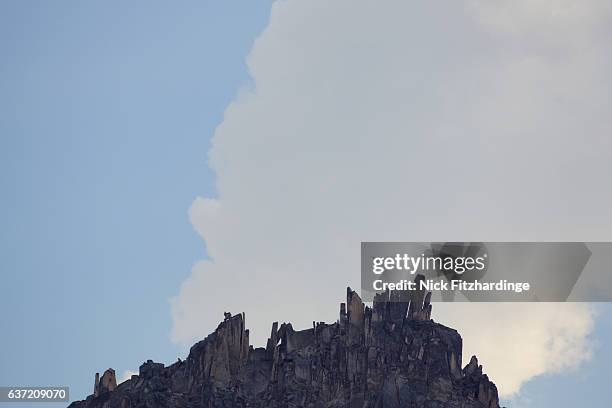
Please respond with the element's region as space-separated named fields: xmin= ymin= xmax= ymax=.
xmin=69 ymin=277 xmax=502 ymax=407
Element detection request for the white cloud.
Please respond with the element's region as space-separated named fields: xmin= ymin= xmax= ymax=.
xmin=436 ymin=303 xmax=595 ymax=396
xmin=171 ymin=0 xmax=611 ymax=398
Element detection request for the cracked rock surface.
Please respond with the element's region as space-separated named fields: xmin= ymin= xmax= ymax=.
xmin=69 ymin=278 xmax=502 ymax=408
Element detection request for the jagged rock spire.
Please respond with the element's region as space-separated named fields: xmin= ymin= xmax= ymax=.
xmin=93 ymin=368 xmax=116 ymax=397
xmin=368 ymin=273 xmax=433 ymax=323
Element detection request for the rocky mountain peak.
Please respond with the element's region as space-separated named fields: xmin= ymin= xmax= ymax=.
xmin=69 ymin=275 xmax=502 ymax=407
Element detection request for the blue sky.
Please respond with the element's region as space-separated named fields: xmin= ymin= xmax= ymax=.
xmin=1 ymin=1 xmax=611 ymax=407
xmin=0 ymin=1 xmax=272 ymax=404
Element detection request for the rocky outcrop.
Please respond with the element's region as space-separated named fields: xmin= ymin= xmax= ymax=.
xmin=93 ymin=368 xmax=117 ymax=397
xmin=69 ymin=276 xmax=502 ymax=407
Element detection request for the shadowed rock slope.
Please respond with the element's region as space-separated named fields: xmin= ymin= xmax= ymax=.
xmin=69 ymin=280 xmax=502 ymax=407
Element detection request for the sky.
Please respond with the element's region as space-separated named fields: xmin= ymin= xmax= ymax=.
xmin=0 ymin=1 xmax=272 ymax=405
xmin=1 ymin=1 xmax=612 ymax=407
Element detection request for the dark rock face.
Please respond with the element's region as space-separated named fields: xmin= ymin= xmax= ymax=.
xmin=69 ymin=280 xmax=502 ymax=407
xmin=93 ymin=368 xmax=117 ymax=397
